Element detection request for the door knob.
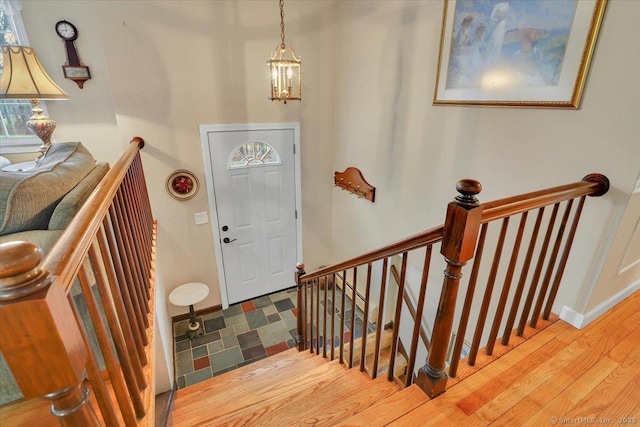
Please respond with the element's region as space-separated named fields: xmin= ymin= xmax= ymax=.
xmin=223 ymin=237 xmax=237 ymax=244
xmin=222 ymin=225 xmax=229 ymax=232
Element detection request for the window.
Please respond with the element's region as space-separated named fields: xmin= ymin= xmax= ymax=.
xmin=228 ymin=141 xmax=281 ymax=169
xmin=0 ymin=0 xmax=42 ymax=154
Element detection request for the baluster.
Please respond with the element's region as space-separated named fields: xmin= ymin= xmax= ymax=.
xmin=128 ymin=167 xmax=152 ymax=294
xmin=339 ymin=269 xmax=347 ymax=364
xmin=502 ymin=208 xmax=544 ymax=345
xmin=78 ymin=314 xmax=119 ymax=427
xmin=295 ymin=263 xmax=306 ymax=351
xmin=449 ymin=223 xmax=488 ymax=378
xmin=360 ymin=263 xmax=372 ymax=372
xmin=121 ymin=182 xmax=150 ymax=303
xmin=105 ymin=208 xmax=149 ymax=354
xmin=543 ymin=196 xmax=586 ymax=320
xmin=468 ymin=218 xmax=509 ymax=366
xmin=112 ymin=195 xmax=150 ymax=328
xmin=531 ymin=200 xmax=574 ymax=328
xmin=517 ymin=203 xmax=559 ymax=336
xmin=372 ymin=258 xmax=389 ymax=379
xmin=388 ymin=252 xmax=408 ymax=381
xmin=133 ymin=158 xmax=153 ymax=267
xmin=315 ymin=278 xmax=321 ymax=355
xmin=130 ymin=153 xmax=152 ymax=263
xmin=123 ymin=172 xmax=151 ymax=283
xmin=405 ymin=245 xmax=432 ymax=387
xmin=330 ymin=272 xmax=336 ymax=360
xmin=131 ymin=139 xmax=154 ymax=238
xmin=349 ymin=267 xmax=358 ymax=368
xmin=416 ymin=180 xmax=482 ymax=398
xmin=304 ymin=282 xmax=313 ymax=352
xmin=77 ymin=263 xmax=137 ymax=425
xmin=98 ymin=222 xmax=147 ymax=376
xmin=310 ymin=278 xmax=315 ymax=353
xmin=129 ymin=138 xmax=152 ymax=245
xmin=127 ymin=158 xmax=146 ymax=251
xmin=115 ymin=189 xmax=150 ymax=309
xmin=109 ymin=203 xmax=149 ymax=342
xmin=0 ymin=241 xmax=100 ymax=426
xmin=88 ymin=241 xmax=146 ymax=417
xmin=323 ymin=274 xmax=328 ymax=358
xmin=486 ymin=212 xmax=528 ymax=355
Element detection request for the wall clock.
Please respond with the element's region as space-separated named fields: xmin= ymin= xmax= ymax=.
xmin=55 ymin=20 xmax=91 ymax=88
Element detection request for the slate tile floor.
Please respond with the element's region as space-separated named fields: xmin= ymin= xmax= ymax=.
xmin=173 ymin=285 xmax=373 ymax=389
xmin=173 ymin=288 xmax=298 ymax=388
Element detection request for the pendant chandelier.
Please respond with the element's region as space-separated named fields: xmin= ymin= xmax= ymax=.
xmin=268 ymin=0 xmax=301 ymax=103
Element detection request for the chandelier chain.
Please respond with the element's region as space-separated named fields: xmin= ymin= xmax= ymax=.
xmin=279 ymin=0 xmax=286 ymax=49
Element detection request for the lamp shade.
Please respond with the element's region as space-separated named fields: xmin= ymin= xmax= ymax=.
xmin=0 ymin=45 xmax=69 ymax=100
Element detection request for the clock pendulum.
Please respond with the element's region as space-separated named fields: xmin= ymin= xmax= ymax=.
xmin=55 ymin=20 xmax=91 ymax=88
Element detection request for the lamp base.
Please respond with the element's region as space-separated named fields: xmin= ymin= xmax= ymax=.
xmin=27 ymin=99 xmax=56 ymax=159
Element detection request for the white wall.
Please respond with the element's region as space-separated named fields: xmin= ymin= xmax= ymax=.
xmin=91 ymin=0 xmax=336 ymax=317
xmin=587 ymin=190 xmax=640 ymax=311
xmin=20 ymin=1 xmax=123 ymax=164
xmin=330 ymin=0 xmax=640 ymax=316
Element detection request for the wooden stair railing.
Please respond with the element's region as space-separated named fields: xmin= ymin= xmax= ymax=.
xmin=0 ymin=137 xmax=156 ymax=426
xmin=295 ymin=174 xmax=609 ymax=398
xmin=390 ymin=264 xmax=430 ymax=350
xmin=441 ymin=174 xmax=610 ymax=383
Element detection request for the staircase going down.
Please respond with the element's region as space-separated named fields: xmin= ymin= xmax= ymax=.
xmin=170 ymin=348 xmax=436 ymax=426
xmin=342 ymin=327 xmax=408 ymax=379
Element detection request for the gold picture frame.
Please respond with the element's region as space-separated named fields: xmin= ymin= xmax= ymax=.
xmin=62 ymin=65 xmax=91 ymax=89
xmin=433 ymin=0 xmax=608 ymax=109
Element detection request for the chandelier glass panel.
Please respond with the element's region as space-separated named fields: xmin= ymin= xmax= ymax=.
xmin=268 ymin=0 xmax=301 ymax=103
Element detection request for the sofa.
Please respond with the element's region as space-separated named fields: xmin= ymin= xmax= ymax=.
xmin=0 ymin=141 xmax=109 ymax=405
xmin=0 ymin=141 xmax=109 ymax=250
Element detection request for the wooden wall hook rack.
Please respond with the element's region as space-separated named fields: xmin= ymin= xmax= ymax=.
xmin=334 ymin=167 xmax=376 ymax=203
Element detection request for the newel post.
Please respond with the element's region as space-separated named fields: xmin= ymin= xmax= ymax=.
xmin=415 ymin=179 xmax=483 ymax=398
xmin=295 ymin=263 xmax=306 ymax=351
xmin=0 ymin=241 xmax=100 ymax=426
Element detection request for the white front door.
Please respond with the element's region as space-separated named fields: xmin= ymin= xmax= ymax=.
xmin=200 ymin=123 xmax=301 ymax=307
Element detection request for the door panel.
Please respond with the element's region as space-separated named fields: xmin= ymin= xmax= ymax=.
xmin=268 ymin=237 xmax=285 ymax=274
xmin=232 ymin=174 xmax=252 ymax=227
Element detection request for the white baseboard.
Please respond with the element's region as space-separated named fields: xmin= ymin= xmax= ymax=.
xmin=560 ymin=279 xmax=640 ymax=329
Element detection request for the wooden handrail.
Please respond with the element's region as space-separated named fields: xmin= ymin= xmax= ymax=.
xmin=300 ymin=226 xmax=444 ymax=282
xmin=301 ymin=175 xmax=608 ymax=285
xmin=481 ymin=174 xmax=609 ymax=223
xmin=44 ymin=137 xmax=145 ymax=294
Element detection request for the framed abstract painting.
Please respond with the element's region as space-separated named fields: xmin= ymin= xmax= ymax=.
xmin=433 ymin=0 xmax=608 ymax=108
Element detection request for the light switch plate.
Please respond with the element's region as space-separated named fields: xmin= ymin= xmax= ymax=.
xmin=194 ymin=211 xmax=209 ymax=225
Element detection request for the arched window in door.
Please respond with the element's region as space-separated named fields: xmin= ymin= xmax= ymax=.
xmin=228 ymin=140 xmax=281 ymax=169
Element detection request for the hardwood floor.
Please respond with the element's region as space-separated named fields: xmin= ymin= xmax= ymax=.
xmin=171 ymin=350 xmax=402 ymax=426
xmin=170 ymin=290 xmax=640 ymax=426
xmin=3 ymin=291 xmax=636 ymax=426
xmin=395 ymin=289 xmax=640 ymax=426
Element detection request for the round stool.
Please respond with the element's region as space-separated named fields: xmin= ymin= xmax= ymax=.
xmin=169 ymin=282 xmax=210 ymax=339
